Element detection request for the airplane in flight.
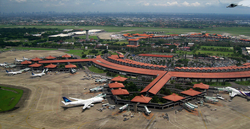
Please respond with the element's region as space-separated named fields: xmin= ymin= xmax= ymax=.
xmin=6 ymin=70 xmax=22 ymax=75
xmin=61 ymin=96 xmax=105 ymax=110
xmin=227 ymin=3 xmax=238 ymax=8
xmin=216 ymin=87 xmax=250 ymax=98
xmin=15 ymin=58 xmax=23 ymax=62
xmin=31 ymin=69 xmax=47 ymax=77
xmin=119 ymin=104 xmax=128 ymax=112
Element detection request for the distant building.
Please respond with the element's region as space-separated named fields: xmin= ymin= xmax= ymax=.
xmin=128 ymin=39 xmax=139 ymax=46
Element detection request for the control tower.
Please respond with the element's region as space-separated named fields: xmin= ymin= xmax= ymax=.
xmin=86 ymin=30 xmax=89 ymax=41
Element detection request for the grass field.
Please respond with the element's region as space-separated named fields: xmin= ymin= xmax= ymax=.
xmin=1 ymin=25 xmax=250 ymax=36
xmin=201 ymin=46 xmax=234 ymax=50
xmin=195 ymin=50 xmax=234 ymax=56
xmin=88 ymin=66 xmax=106 ymax=73
xmin=0 ymin=86 xmax=23 ymax=112
xmin=114 ymin=41 xmax=128 ymax=45
xmin=14 ymin=47 xmax=58 ymax=51
xmin=77 ymin=35 xmax=99 ymax=40
xmin=235 ymin=81 xmax=250 ymax=86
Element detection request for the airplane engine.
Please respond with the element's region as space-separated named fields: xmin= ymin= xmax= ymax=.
xmin=87 ymin=106 xmax=91 ymax=109
xmin=90 ymin=104 xmax=94 ymax=107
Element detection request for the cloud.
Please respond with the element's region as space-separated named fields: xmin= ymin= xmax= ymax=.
xmin=182 ymin=1 xmax=200 ymax=7
xmin=144 ymin=3 xmax=149 ymax=6
xmin=15 ymin=0 xmax=27 ymax=2
xmin=154 ymin=1 xmax=178 ymax=7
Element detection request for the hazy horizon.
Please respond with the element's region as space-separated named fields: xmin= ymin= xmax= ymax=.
xmin=0 ymin=0 xmax=250 ymax=14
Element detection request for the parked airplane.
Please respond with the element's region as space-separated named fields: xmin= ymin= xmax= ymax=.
xmin=94 ymin=93 xmax=106 ymax=98
xmin=183 ymin=103 xmax=195 ymax=111
xmin=217 ymin=87 xmax=250 ymax=98
xmin=204 ymin=96 xmax=219 ymax=104
xmin=186 ymin=102 xmax=198 ymax=108
xmin=144 ymin=106 xmax=151 ymax=116
xmin=0 ymin=63 xmax=7 ymax=67
xmin=119 ymin=104 xmax=128 ymax=112
xmin=61 ymin=96 xmax=104 ymax=110
xmin=216 ymin=94 xmax=225 ymax=100
xmin=89 ymin=86 xmax=103 ymax=92
xmin=31 ymin=69 xmax=48 ymax=77
xmin=15 ymin=58 xmax=23 ymax=62
xmin=6 ymin=70 xmax=22 ymax=75
xmin=23 ymin=56 xmax=29 ymax=60
xmin=95 ymin=79 xmax=107 ymax=83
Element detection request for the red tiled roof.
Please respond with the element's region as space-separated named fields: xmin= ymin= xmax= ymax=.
xmin=138 ymin=54 xmax=173 ymax=58
xmin=111 ymin=76 xmax=128 ymax=82
xmin=29 ymin=63 xmax=42 ymax=67
xmin=243 ymin=63 xmax=250 ymax=66
xmin=193 ymin=82 xmax=209 ymax=89
xmin=181 ymin=88 xmax=202 ymax=96
xmin=141 ymin=72 xmax=166 ymax=93
xmin=21 ymin=60 xmax=32 ymax=65
xmin=162 ymin=93 xmax=185 ymax=102
xmin=111 ymin=88 xmax=129 ymax=95
xmin=128 ymin=38 xmax=139 ymax=41
xmin=149 ymin=73 xmax=172 ymax=95
xmin=44 ymin=63 xmax=57 ymax=68
xmin=45 ymin=55 xmax=56 ymax=59
xmin=62 ymin=54 xmax=71 ymax=58
xmin=126 ymin=45 xmax=139 ymax=47
xmin=31 ymin=57 xmax=42 ymax=61
xmin=65 ymin=64 xmax=77 ymax=68
xmin=131 ymin=95 xmax=152 ymax=103
xmin=109 ymin=82 xmax=125 ymax=88
xmin=39 ymin=59 xmax=93 ymax=64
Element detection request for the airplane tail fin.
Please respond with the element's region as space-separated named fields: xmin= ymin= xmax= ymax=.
xmin=62 ymin=97 xmax=72 ymax=103
xmin=6 ymin=70 xmax=8 ymax=73
xmin=42 ymin=69 xmax=45 ymax=73
xmin=32 ymin=73 xmax=34 ymax=75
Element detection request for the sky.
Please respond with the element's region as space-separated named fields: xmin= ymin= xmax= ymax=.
xmin=0 ymin=0 xmax=250 ymax=14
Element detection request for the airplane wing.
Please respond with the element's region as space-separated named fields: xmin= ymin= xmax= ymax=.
xmin=69 ymin=97 xmax=84 ymax=101
xmin=82 ymin=101 xmax=92 ymax=110
xmin=229 ymin=92 xmax=237 ymax=97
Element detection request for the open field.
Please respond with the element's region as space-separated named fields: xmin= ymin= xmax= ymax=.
xmin=88 ymin=65 xmax=106 ymax=73
xmin=0 ymin=86 xmax=23 ymax=112
xmin=0 ymin=50 xmax=250 ymax=128
xmin=201 ymin=46 xmax=234 ymax=50
xmin=195 ymin=50 xmax=234 ymax=56
xmin=1 ymin=25 xmax=250 ymax=36
xmin=77 ymin=35 xmax=99 ymax=40
xmin=235 ymin=81 xmax=250 ymax=86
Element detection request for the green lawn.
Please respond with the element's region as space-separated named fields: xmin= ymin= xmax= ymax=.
xmin=0 ymin=86 xmax=23 ymax=112
xmin=201 ymin=46 xmax=233 ymax=50
xmin=195 ymin=50 xmax=234 ymax=56
xmin=77 ymin=35 xmax=99 ymax=40
xmin=235 ymin=81 xmax=250 ymax=86
xmin=176 ymin=51 xmax=194 ymax=54
xmin=66 ymin=49 xmax=83 ymax=57
xmin=88 ymin=66 xmax=106 ymax=73
xmin=1 ymin=25 xmax=250 ymax=36
xmin=114 ymin=41 xmax=128 ymax=45
xmin=14 ymin=47 xmax=57 ymax=51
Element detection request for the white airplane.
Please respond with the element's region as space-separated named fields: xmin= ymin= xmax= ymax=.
xmin=217 ymin=87 xmax=250 ymax=98
xmin=61 ymin=96 xmax=104 ymax=110
xmin=6 ymin=70 xmax=22 ymax=75
xmin=144 ymin=106 xmax=151 ymax=116
xmin=119 ymin=104 xmax=128 ymax=112
xmin=216 ymin=94 xmax=225 ymax=100
xmin=31 ymin=69 xmax=47 ymax=77
xmin=23 ymin=56 xmax=29 ymax=60
xmin=0 ymin=63 xmax=7 ymax=67
xmin=15 ymin=58 xmax=23 ymax=62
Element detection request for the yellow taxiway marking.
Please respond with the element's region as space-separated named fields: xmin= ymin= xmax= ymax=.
xmin=0 ymin=123 xmax=2 ymax=129
xmin=198 ymin=108 xmax=207 ymax=129
xmin=146 ymin=115 xmax=156 ymax=129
